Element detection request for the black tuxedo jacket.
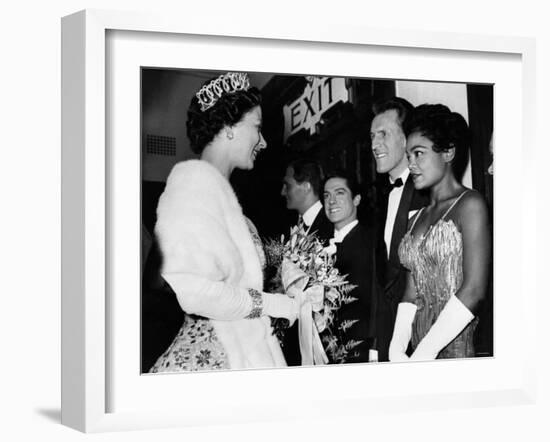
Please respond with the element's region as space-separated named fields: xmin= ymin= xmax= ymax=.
xmin=331 ymin=223 xmax=378 ymax=364
xmin=307 ymin=207 xmax=334 ymax=246
xmin=374 ymin=174 xmax=429 ymax=361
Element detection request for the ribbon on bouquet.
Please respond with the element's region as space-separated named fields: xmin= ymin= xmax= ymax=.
xmin=281 ymin=258 xmax=329 ymax=365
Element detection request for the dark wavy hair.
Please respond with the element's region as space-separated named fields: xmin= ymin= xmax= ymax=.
xmin=287 ymin=158 xmax=325 ymax=198
xmin=404 ymin=103 xmax=470 ymax=180
xmin=323 ymin=169 xmax=361 ymax=198
xmin=372 ymin=96 xmax=414 ymax=130
xmin=186 ymin=79 xmax=262 ymax=154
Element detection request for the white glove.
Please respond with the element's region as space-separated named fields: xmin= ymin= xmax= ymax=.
xmin=368 ymin=349 xmax=379 ymax=363
xmin=262 ymin=293 xmax=299 ymax=326
xmin=389 ymin=302 xmax=418 ymax=362
xmin=410 ymin=295 xmax=474 ymax=361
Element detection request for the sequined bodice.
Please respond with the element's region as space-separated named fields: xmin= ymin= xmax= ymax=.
xmin=398 ymin=191 xmax=476 ymax=358
xmin=399 ymin=218 xmax=463 ymax=305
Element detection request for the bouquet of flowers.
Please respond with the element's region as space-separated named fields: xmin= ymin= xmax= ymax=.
xmin=264 ymin=224 xmax=361 ymax=364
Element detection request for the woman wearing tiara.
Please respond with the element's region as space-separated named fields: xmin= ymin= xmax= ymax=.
xmin=149 ymin=72 xmax=298 ymax=372
xmin=389 ymin=104 xmax=491 ymax=361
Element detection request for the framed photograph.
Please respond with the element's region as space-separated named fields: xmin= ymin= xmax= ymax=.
xmin=62 ymin=9 xmax=536 ymax=433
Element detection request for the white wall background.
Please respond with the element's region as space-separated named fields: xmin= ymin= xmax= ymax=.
xmin=0 ymin=1 xmax=547 ymax=441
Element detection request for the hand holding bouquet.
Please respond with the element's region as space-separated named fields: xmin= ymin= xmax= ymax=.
xmin=264 ymin=224 xmax=359 ymax=364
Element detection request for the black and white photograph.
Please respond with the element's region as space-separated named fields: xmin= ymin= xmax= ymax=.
xmin=140 ymin=69 xmax=494 ymax=374
xmin=4 ymin=0 xmax=545 ymax=439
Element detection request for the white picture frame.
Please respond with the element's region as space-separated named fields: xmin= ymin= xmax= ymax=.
xmin=61 ymin=9 xmax=536 ymax=433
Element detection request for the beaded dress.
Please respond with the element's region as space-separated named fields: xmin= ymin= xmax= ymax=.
xmin=398 ymin=191 xmax=477 ymax=359
xmin=149 ymin=218 xmax=267 ymax=373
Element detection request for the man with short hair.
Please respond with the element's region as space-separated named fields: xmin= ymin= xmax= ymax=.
xmin=281 ymin=158 xmax=332 ymax=245
xmin=279 ymin=159 xmax=333 ymax=366
xmin=323 ymin=170 xmax=378 ymax=363
xmin=370 ymin=97 xmax=429 ymax=362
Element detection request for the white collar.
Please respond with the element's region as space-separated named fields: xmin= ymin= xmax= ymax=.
xmin=302 ymin=200 xmax=323 ymax=227
xmin=390 ymin=168 xmax=410 ymax=186
xmin=333 ymin=219 xmax=359 ymax=243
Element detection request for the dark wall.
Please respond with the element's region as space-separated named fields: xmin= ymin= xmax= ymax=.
xmin=467 ymin=84 xmax=494 ymax=357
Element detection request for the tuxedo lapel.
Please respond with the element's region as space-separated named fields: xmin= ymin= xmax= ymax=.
xmin=389 ymin=175 xmax=415 ymax=265
xmin=335 ymin=224 xmax=357 ymax=260
xmin=375 ymin=176 xmax=428 ymax=361
xmin=373 ymin=180 xmax=390 ymax=285
xmin=309 ymin=208 xmax=333 ymax=245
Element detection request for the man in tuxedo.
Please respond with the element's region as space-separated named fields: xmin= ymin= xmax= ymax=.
xmin=323 ymin=171 xmax=378 ymax=363
xmin=281 ymin=159 xmax=333 ymax=245
xmin=279 ymin=159 xmax=332 ymax=366
xmin=370 ymin=97 xmax=429 ymax=362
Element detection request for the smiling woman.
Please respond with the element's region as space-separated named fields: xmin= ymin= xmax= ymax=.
xmin=146 ymin=72 xmax=299 ymax=373
xmin=225 ymin=106 xmax=267 ymax=171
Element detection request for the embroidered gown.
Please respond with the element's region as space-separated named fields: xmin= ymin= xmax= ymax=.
xmin=398 ymin=191 xmax=477 ymax=359
xmin=149 ymin=218 xmax=267 ymax=372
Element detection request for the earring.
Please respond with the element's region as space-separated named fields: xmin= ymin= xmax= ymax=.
xmin=227 ymin=131 xmax=234 ymax=140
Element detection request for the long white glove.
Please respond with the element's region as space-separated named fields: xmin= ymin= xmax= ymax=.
xmin=410 ymin=295 xmax=474 ymax=361
xmin=389 ymin=302 xmax=418 ymax=362
xmin=262 ymin=292 xmax=299 ymax=325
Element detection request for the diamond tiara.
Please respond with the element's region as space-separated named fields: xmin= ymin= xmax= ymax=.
xmin=196 ymin=72 xmax=251 ymax=112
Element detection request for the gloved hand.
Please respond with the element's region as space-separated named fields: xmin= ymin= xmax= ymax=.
xmin=410 ymin=295 xmax=474 ymax=361
xmin=389 ymin=302 xmax=417 ymax=362
xmin=262 ymin=293 xmax=299 ymax=326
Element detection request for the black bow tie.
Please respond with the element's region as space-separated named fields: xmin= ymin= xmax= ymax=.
xmin=381 ymin=177 xmax=403 ymax=195
xmin=390 ymin=178 xmax=403 ymax=189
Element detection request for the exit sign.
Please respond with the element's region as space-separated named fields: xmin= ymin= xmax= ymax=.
xmin=283 ymin=77 xmax=349 ymax=142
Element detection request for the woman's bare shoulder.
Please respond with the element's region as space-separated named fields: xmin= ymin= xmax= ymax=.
xmin=459 ymin=189 xmax=487 ymax=209
xmin=454 ymin=189 xmax=489 ymax=224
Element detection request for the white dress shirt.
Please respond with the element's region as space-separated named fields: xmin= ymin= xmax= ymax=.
xmin=325 ymin=219 xmax=358 ymax=256
xmin=333 ymin=219 xmax=358 ymax=243
xmin=384 ymin=168 xmax=410 ymax=258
